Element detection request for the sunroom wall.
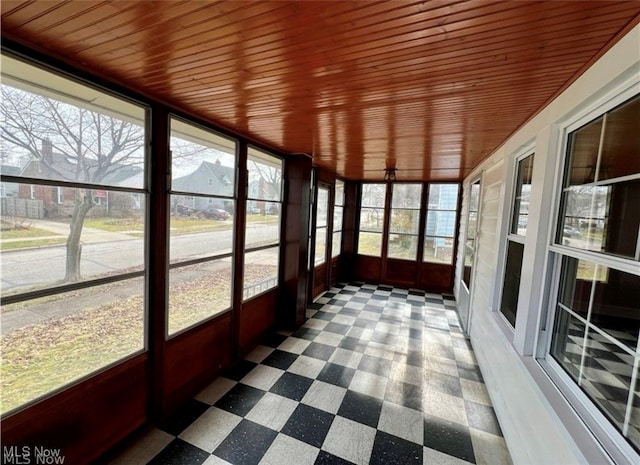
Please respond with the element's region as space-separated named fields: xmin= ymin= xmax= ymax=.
xmin=454 ymin=24 xmax=640 ymax=465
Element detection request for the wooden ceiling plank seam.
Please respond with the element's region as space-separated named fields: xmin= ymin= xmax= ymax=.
xmin=174 ymin=78 xmax=566 ymax=112
xmin=129 ymin=9 xmax=632 ymax=86
xmin=6 ymin=0 xmax=114 ymax=35
xmin=111 ymin=0 xmax=584 ymax=78
xmin=145 ymin=37 xmax=603 ymax=93
xmin=133 ymin=36 xmax=598 ymax=90
xmin=0 ymin=0 xmax=39 ymax=20
xmin=56 ymin=0 xmax=238 ymax=56
xmin=345 ymin=23 xmax=626 ymax=72
xmin=109 ymin=8 xmax=632 ymax=90
xmin=43 ymin=1 xmax=168 ymax=44
xmin=69 ymin=0 xmax=592 ymax=72
xmin=100 ymin=0 xmax=462 ymax=68
xmin=62 ymin=0 xmax=338 ymax=64
xmin=1 ymin=0 xmax=74 ymax=29
xmin=214 ymin=2 xmax=633 ymax=67
xmin=150 ymin=49 xmax=592 ymax=98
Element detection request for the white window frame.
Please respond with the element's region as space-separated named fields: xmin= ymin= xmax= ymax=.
xmin=387 ymin=182 xmax=422 ymax=261
xmin=423 ymin=183 xmax=460 ymax=265
xmin=461 ymin=176 xmax=482 ymax=293
xmin=536 ymin=77 xmax=640 ymax=465
xmin=494 ymin=147 xmax=535 ymax=332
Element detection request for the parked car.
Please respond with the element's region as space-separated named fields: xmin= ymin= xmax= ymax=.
xmin=175 ymin=204 xmax=194 ymax=215
xmin=247 ymin=206 xmax=261 ymax=214
xmin=203 ymin=207 xmax=230 ymax=220
xmin=563 ymin=226 xmax=582 ymax=238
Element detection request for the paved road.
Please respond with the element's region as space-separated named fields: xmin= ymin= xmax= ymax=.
xmin=1 ymin=223 xmax=278 ymax=293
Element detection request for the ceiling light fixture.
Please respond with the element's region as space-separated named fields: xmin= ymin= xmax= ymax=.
xmin=384 ymin=167 xmax=397 ymax=182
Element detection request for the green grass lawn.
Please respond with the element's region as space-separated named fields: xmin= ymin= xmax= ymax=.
xmin=0 ymin=225 xmax=60 ymax=239
xmin=0 ymin=238 xmax=66 ymax=251
xmin=357 ymin=232 xmax=382 ymax=256
xmin=0 ymin=263 xmax=278 ymax=414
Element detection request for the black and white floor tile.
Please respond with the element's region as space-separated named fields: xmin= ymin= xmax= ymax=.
xmin=105 ymin=283 xmax=513 ymax=465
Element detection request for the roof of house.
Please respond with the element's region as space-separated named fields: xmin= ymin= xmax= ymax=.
xmin=172 ymin=160 xmax=234 ymax=192
xmin=0 ymin=165 xmax=21 ymax=176
xmin=21 ymin=152 xmax=143 ymax=186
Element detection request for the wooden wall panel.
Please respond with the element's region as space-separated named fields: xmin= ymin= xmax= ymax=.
xmin=239 ymin=290 xmax=278 ymax=355
xmin=0 ymin=355 xmax=148 ymax=465
xmin=354 ymin=255 xmax=383 ymax=284
xmin=281 ymin=155 xmax=312 ymax=329
xmin=384 ymin=259 xmax=419 ymax=288
xmin=313 ymin=263 xmax=328 ymax=298
xmin=164 ymin=314 xmax=232 ymax=414
xmin=418 ymin=263 xmax=455 ymax=293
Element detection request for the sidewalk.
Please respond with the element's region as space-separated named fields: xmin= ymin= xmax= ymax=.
xmin=1 ymin=218 xmax=136 ymax=245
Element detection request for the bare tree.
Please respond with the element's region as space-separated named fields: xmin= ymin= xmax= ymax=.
xmin=1 ymin=85 xmax=145 ymax=282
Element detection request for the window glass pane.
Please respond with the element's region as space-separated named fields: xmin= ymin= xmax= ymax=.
xmin=1 ymin=184 xmax=145 ymax=297
xmin=243 ymin=247 xmax=279 ymax=300
xmin=247 ymin=148 xmax=282 ymax=202
xmin=389 ymin=209 xmax=419 ymax=234
xmin=1 ymin=57 xmax=146 ymax=188
xmin=392 ymin=184 xmax=422 ymax=208
xmin=551 ymin=309 xmax=586 ymax=380
xmin=361 ymin=183 xmax=386 ymax=207
xmin=170 ymin=118 xmax=236 ymax=196
xmin=423 ymin=236 xmax=455 ymax=264
xmin=560 ymin=180 xmax=639 ymax=258
xmin=168 ymin=259 xmax=232 ymax=335
xmin=0 ymin=277 xmax=144 ymax=414
xmin=463 ymin=181 xmax=480 ymax=287
xmin=551 ymin=309 xmax=635 ymax=449
xmin=359 ymin=207 xmax=384 ymax=232
xmin=552 ymin=258 xmax=640 ymax=453
xmin=590 ymin=267 xmax=640 ymax=351
xmin=357 ymin=232 xmax=382 ymax=256
xmin=245 ymin=201 xmax=280 ymax=248
xmin=463 ymin=238 xmax=474 ymax=286
xmin=557 ymin=256 xmax=594 ymax=319
xmin=511 ymin=154 xmax=534 ymax=235
xmin=388 ymin=234 xmax=418 ymax=260
xmin=428 ymin=184 xmax=459 ymax=210
xmin=335 ymin=180 xmax=345 ymax=206
xmin=169 ymin=195 xmax=233 ymax=262
xmin=426 ymin=211 xmax=456 ymax=237
xmin=551 ymin=93 xmax=640 ymax=456
xmin=500 ymin=241 xmax=524 ymax=327
xmin=317 ymin=188 xmax=329 ymax=228
xmin=629 ymin=370 xmax=640 ymax=451
xmin=551 ymin=309 xmax=586 ymax=379
xmin=600 ymin=96 xmax=640 ymax=181
xmin=315 ymin=227 xmax=327 ymax=265
xmin=333 ymin=205 xmax=343 ymax=232
xmin=566 ymin=118 xmax=602 ymax=186
xmin=0 ymin=54 xmax=148 ymax=415
xmin=425 ymin=183 xmax=459 ymax=264
xmin=332 ymin=231 xmax=342 ymax=258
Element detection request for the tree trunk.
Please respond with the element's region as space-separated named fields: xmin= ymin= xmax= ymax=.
xmin=64 ymin=189 xmax=94 ymax=282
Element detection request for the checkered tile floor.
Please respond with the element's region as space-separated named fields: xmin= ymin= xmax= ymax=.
xmin=105 ymin=283 xmax=513 ymax=465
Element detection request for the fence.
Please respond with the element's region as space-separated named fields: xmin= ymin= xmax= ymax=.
xmin=0 ymin=198 xmax=44 ymax=219
xmin=243 ymin=277 xmax=278 ymax=300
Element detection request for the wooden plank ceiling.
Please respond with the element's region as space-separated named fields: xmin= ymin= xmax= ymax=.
xmin=2 ymin=1 xmax=639 ymax=181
